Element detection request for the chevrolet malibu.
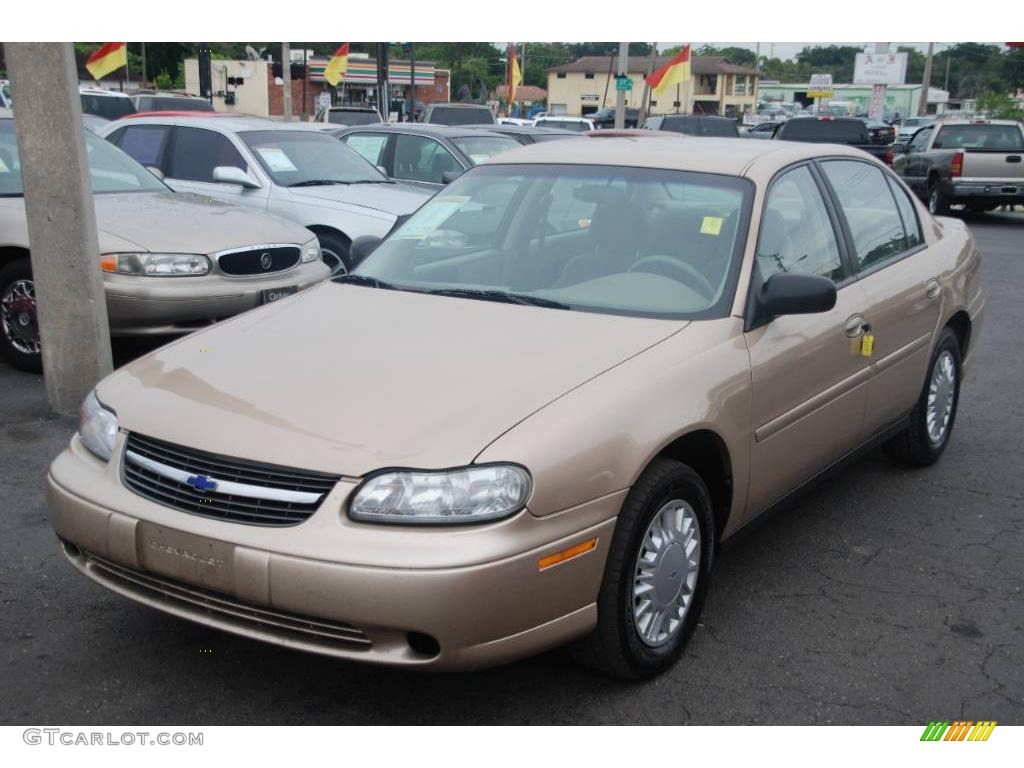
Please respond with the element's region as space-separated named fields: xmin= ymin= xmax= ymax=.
xmin=0 ymin=113 xmax=328 ymax=373
xmin=48 ymin=137 xmax=984 ymax=679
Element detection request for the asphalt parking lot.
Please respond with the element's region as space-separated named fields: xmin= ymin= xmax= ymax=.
xmin=1 ymin=212 xmax=1021 ymax=726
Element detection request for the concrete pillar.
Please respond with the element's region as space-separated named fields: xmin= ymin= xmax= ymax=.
xmin=6 ymin=43 xmax=113 ymax=414
xmin=614 ymin=42 xmax=629 ymax=129
xmin=281 ymin=43 xmax=293 ymax=121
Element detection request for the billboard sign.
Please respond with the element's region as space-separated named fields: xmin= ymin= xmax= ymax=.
xmin=808 ymin=73 xmax=833 ymax=99
xmin=854 ymin=52 xmax=908 ymax=85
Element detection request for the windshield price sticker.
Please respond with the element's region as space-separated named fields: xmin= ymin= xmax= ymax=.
xmin=256 ymin=147 xmax=298 ymax=172
xmin=701 ymin=216 xmax=724 ymax=236
xmin=393 ymin=196 xmax=470 ymax=240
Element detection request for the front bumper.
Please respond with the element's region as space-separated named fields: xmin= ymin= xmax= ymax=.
xmin=47 ymin=435 xmax=618 ymax=670
xmin=103 ymin=261 xmax=330 ymax=336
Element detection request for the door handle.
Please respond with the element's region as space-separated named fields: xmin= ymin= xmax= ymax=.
xmin=845 ymin=314 xmax=866 ymax=337
xmin=1007 ymin=155 xmax=1021 ymax=163
xmin=925 ymin=279 xmax=940 ymax=299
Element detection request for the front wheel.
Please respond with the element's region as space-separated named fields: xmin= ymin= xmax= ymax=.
xmin=315 ymin=231 xmax=351 ymax=277
xmin=570 ymin=458 xmax=715 ymax=679
xmin=0 ymin=258 xmax=43 ymax=374
xmin=884 ymin=328 xmax=961 ymax=466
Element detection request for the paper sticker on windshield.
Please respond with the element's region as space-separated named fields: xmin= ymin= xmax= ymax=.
xmin=393 ymin=196 xmax=470 ymax=240
xmin=0 ymin=156 xmax=8 ymax=172
xmin=701 ymin=216 xmax=724 ymax=236
xmin=256 ymin=147 xmax=298 ymax=172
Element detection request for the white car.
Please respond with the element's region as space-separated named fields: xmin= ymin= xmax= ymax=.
xmin=79 ymin=86 xmax=136 ymax=121
xmin=533 ymin=116 xmax=596 ymax=133
xmin=101 ymin=115 xmax=432 ymax=275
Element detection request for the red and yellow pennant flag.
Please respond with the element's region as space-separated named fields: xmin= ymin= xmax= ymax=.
xmin=508 ymin=44 xmax=522 ymax=106
xmin=324 ymin=43 xmax=350 ymax=86
xmin=85 ymin=42 xmax=127 ymax=81
xmin=646 ymin=45 xmax=691 ymax=97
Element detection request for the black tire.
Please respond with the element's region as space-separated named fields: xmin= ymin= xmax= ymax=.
xmin=570 ymin=457 xmax=715 ymax=679
xmin=928 ymin=180 xmax=951 ymax=216
xmin=883 ymin=328 xmax=961 ymax=467
xmin=314 ymin=231 xmax=351 ymax=277
xmin=0 ymin=258 xmax=43 ymax=374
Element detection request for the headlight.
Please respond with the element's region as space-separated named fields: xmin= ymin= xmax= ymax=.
xmin=300 ymin=238 xmax=321 ymax=263
xmin=101 ymin=253 xmax=211 ymax=276
xmin=79 ymin=390 xmax=118 ymax=461
xmin=349 ymin=464 xmax=532 ymax=525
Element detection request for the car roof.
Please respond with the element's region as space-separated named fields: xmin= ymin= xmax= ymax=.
xmin=103 ymin=114 xmax=328 ymax=133
xmin=463 ymin=123 xmax=578 ymax=136
xmin=327 ymin=106 xmax=380 ymax=112
xmin=334 ymin=123 xmax=511 ymax=139
xmin=477 ymin=135 xmax=879 ymax=181
xmin=78 ymin=86 xmax=132 ymax=98
xmin=654 ymin=113 xmax=734 ymax=121
xmin=427 ymin=103 xmax=492 ymax=109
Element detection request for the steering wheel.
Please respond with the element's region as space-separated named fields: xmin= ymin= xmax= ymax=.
xmin=628 ymin=255 xmax=717 ymax=300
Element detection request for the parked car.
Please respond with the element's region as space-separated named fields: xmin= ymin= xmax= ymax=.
xmin=49 ymin=136 xmax=982 ymax=678
xmin=772 ymin=117 xmax=889 ymax=161
xmin=101 ymin=115 xmax=432 ymax=275
xmin=421 ymin=102 xmax=495 ymax=125
xmin=0 ymin=112 xmax=327 ymax=373
xmin=895 ymin=115 xmax=936 ymax=142
xmin=862 ymin=119 xmax=896 ymax=145
xmin=131 ymin=91 xmax=214 ymax=113
xmin=0 ymin=80 xmax=11 ymax=110
xmin=534 ymin=116 xmax=596 ymax=132
xmin=590 ymin=107 xmax=639 ymax=129
xmin=461 ymin=123 xmax=583 ymax=145
xmin=312 ymin=106 xmax=383 ymax=126
xmin=79 ymin=86 xmax=136 ymax=121
xmin=330 ymin=123 xmax=521 ymax=190
xmin=644 ymin=114 xmax=739 ymax=138
xmin=890 ymin=118 xmax=1024 ymax=214
xmin=742 ymin=122 xmax=778 ymax=139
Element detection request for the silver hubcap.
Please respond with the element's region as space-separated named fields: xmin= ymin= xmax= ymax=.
xmin=632 ymin=499 xmax=701 ymax=648
xmin=929 ymin=190 xmax=939 ymax=213
xmin=320 ymin=247 xmax=348 ymax=277
xmin=1 ymin=278 xmax=41 ymax=355
xmin=926 ymin=350 xmax=956 ymax=445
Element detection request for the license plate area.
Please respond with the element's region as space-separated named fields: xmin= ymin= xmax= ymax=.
xmin=260 ymin=286 xmax=297 ymax=304
xmin=137 ymin=522 xmax=235 ymax=594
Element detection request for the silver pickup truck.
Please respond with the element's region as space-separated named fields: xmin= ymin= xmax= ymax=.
xmin=891 ymin=118 xmax=1024 ymax=214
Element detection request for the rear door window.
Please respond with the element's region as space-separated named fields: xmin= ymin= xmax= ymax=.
xmin=167 ymin=126 xmax=247 ymax=182
xmin=110 ymin=124 xmax=171 ymax=169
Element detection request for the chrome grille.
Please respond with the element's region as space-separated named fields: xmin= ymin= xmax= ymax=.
xmin=122 ymin=432 xmax=339 ymax=526
xmin=84 ymin=553 xmax=371 ymax=650
xmin=217 ymin=246 xmax=299 ymax=276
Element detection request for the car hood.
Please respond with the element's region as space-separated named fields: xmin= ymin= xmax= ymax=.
xmin=98 ymin=284 xmax=686 ymax=476
xmin=94 ymin=191 xmax=311 ymax=253
xmin=284 ymin=182 xmax=430 ymax=216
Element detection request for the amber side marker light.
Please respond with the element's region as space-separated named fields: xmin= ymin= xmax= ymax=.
xmin=100 ymin=255 xmax=118 ymax=273
xmin=538 ymin=538 xmax=598 ymax=571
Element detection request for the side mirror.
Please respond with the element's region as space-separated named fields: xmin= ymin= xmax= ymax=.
xmin=762 ymin=273 xmax=836 ymax=317
xmin=146 ymin=165 xmax=165 ymax=180
xmin=349 ymin=235 xmax=383 ymax=267
xmin=440 ymin=170 xmax=462 ymax=185
xmin=213 ymin=165 xmax=260 ymax=188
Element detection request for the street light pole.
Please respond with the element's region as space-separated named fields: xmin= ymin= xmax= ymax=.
xmin=281 ymin=42 xmax=293 ymax=121
xmin=918 ymin=42 xmax=934 ymax=116
xmin=5 ymin=42 xmax=112 ymax=414
xmin=614 ymin=42 xmax=629 ymax=129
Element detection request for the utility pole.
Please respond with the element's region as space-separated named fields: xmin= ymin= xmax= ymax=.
xmin=409 ymin=42 xmax=416 ymax=121
xmin=614 ymin=41 xmax=629 ymax=129
xmin=301 ymin=44 xmax=308 ymax=121
xmin=639 ymin=43 xmax=657 ymax=124
xmin=944 ymin=55 xmax=951 ymax=92
xmin=918 ymin=42 xmax=934 ymax=117
xmin=141 ymin=42 xmax=147 ymax=84
xmin=5 ymin=43 xmax=112 ymax=414
xmin=281 ymin=42 xmax=292 ymax=121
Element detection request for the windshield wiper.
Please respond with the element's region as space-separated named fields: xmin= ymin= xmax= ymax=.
xmin=347 ymin=179 xmax=396 ymax=184
xmin=332 ymin=274 xmax=399 ymax=289
xmin=287 ymin=179 xmax=348 ymax=187
xmin=425 ymin=287 xmax=569 ymax=310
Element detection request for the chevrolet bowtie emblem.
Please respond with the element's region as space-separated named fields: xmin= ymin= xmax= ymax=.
xmin=186 ymin=474 xmax=218 ymax=492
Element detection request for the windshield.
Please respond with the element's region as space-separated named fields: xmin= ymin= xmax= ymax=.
xmin=779 ymin=119 xmax=866 ymax=143
xmin=80 ymin=93 xmax=136 ymax=120
xmin=240 ymin=129 xmax=385 ymax=185
xmin=429 ymin=107 xmax=494 ymax=125
xmin=450 ymin=135 xmax=520 ymax=164
xmin=351 ymin=164 xmax=752 ymax=319
xmin=903 ymin=117 xmax=933 ymax=128
xmin=0 ymin=119 xmax=167 ymax=196
xmin=934 ymin=124 xmax=1024 ymax=151
xmin=327 ymin=110 xmax=382 ymax=126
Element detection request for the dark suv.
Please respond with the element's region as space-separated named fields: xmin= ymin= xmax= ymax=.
xmin=591 ymin=107 xmax=639 ymax=129
xmin=644 ymin=114 xmax=739 ymax=138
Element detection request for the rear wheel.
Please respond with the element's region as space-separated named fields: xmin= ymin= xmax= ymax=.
xmin=570 ymin=458 xmax=715 ymax=679
xmin=884 ymin=328 xmax=961 ymax=466
xmin=928 ymin=181 xmax=950 ymax=215
xmin=0 ymin=258 xmax=42 ymax=374
xmin=315 ymin=231 xmax=351 ymax=277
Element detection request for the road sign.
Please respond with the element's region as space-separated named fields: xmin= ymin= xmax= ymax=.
xmin=868 ymin=84 xmax=887 ymax=121
xmin=318 ymin=92 xmax=331 ymax=111
xmin=854 ymin=52 xmax=907 ymax=85
xmin=808 ymin=73 xmax=832 ymax=99
xmin=615 ymin=76 xmax=633 ymax=92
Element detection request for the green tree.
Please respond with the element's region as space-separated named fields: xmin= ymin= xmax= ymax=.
xmin=976 ymin=91 xmax=1024 ymax=120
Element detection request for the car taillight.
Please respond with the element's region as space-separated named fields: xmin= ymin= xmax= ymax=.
xmin=885 ymin=146 xmax=894 ymax=166
xmin=951 ymin=151 xmax=964 ymax=177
